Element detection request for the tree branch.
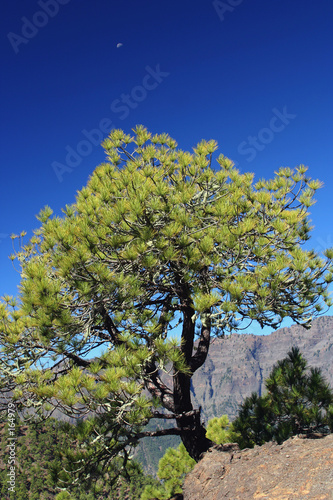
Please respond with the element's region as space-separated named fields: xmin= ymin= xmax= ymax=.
xmin=144 ymin=360 xmax=175 ymax=412
xmin=99 ymin=305 xmax=123 ymax=346
xmin=136 ymin=427 xmax=183 ymax=439
xmin=151 ymin=409 xmax=200 ymax=419
xmin=65 ymin=351 xmax=91 ymax=368
xmin=190 ymin=321 xmax=211 ymax=373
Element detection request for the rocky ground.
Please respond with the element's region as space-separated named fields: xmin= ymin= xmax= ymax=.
xmin=183 ymin=434 xmax=333 ymax=499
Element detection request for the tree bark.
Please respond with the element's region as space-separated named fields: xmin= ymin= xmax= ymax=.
xmin=173 ymin=305 xmax=213 ymax=460
xmin=176 ymin=408 xmax=213 ymax=461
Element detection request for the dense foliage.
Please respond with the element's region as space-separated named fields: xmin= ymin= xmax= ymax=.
xmin=205 ymin=414 xmax=234 ymax=445
xmin=232 ymin=348 xmax=333 ymax=448
xmin=0 ymin=415 xmax=159 ymax=500
xmin=1 ymin=126 xmax=333 ymax=486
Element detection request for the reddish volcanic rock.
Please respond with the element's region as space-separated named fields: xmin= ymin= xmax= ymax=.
xmin=183 ymin=434 xmax=333 ymax=499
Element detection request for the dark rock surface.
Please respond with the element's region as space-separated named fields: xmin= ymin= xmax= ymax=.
xmin=183 ymin=434 xmax=333 ymax=499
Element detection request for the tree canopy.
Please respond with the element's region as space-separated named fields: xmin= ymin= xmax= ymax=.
xmin=1 ymin=126 xmax=333 ymax=484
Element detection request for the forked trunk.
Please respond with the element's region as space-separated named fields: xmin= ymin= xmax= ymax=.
xmin=172 ymin=303 xmax=213 ymax=460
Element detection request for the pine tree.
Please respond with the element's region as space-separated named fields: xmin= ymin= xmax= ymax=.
xmin=1 ymin=126 xmax=333 ymax=486
xmin=231 ymin=392 xmax=276 ymax=448
xmin=141 ymin=443 xmax=196 ymax=500
xmin=232 ymin=348 xmax=333 ymax=448
xmin=205 ymin=415 xmax=234 ymax=445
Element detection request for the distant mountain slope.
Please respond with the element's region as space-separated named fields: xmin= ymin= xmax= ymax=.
xmin=191 ymin=315 xmax=333 ymax=422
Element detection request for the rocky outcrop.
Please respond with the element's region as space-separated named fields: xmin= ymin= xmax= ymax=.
xmin=183 ymin=434 xmax=333 ymax=499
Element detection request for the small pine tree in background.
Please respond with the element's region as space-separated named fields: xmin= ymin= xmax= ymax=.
xmin=141 ymin=443 xmax=196 ymax=500
xmin=227 ymin=392 xmax=275 ymax=449
xmin=205 ymin=415 xmax=235 ymax=445
xmin=232 ymin=347 xmax=333 ymax=448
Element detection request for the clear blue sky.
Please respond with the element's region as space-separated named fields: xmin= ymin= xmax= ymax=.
xmin=1 ymin=0 xmax=333 ymax=331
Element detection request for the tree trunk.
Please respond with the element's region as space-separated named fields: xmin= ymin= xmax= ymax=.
xmin=176 ymin=404 xmax=213 ymax=461
xmin=179 ymin=423 xmax=212 ymax=462
xmin=173 ymin=304 xmax=213 ymax=460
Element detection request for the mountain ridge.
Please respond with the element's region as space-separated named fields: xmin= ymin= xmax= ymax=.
xmin=191 ymin=315 xmax=333 ymax=422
